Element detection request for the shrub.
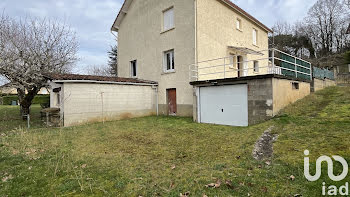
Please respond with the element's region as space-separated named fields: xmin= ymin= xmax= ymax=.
xmin=1 ymin=95 xmax=50 ymax=105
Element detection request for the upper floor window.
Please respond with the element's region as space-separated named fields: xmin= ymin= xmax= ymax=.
xmin=253 ymin=28 xmax=258 ymax=45
xmin=130 ymin=60 xmax=137 ymax=77
xmin=236 ymin=18 xmax=242 ymax=30
xmin=163 ymin=7 xmax=174 ymax=31
xmin=164 ymin=49 xmax=175 ymax=72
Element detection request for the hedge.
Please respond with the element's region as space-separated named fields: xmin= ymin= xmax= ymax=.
xmin=1 ymin=95 xmax=50 ymax=105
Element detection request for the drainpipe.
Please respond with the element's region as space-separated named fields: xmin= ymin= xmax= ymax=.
xmin=111 ymin=30 xmax=118 ymax=42
xmin=156 ymin=86 xmax=159 ymax=116
xmin=152 ymin=86 xmax=159 ymax=116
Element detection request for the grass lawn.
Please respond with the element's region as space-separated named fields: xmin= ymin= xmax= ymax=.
xmin=0 ymin=87 xmax=350 ymax=196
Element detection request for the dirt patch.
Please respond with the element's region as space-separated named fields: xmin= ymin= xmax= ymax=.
xmin=252 ymin=126 xmax=278 ymax=161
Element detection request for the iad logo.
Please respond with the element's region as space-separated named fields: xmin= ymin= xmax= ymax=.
xmin=304 ymin=150 xmax=349 ymax=196
xmin=304 ymin=150 xmax=348 ymax=181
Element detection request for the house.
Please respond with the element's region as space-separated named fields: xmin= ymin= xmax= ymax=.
xmin=46 ymin=74 xmax=158 ymax=127
xmin=0 ymin=83 xmax=49 ymax=95
xmin=111 ymin=0 xmax=325 ymax=126
xmin=112 ymin=0 xmax=273 ymax=117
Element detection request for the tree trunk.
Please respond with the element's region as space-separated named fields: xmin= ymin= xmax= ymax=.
xmin=17 ymin=87 xmax=38 ymax=120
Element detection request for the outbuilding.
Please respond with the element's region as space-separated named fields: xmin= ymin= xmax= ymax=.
xmin=46 ymin=74 xmax=158 ymax=127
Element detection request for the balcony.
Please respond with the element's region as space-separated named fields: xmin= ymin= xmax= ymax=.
xmin=189 ymin=48 xmax=312 ymax=82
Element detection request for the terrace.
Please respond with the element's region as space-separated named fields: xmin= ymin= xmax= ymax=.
xmin=189 ymin=48 xmax=312 ymax=82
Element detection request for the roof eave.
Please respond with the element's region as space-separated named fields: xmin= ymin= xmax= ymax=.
xmin=220 ymin=0 xmax=273 ymax=33
xmin=110 ymin=0 xmax=132 ymax=32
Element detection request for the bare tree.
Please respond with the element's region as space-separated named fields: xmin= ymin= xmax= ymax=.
xmin=87 ymin=65 xmax=113 ymax=76
xmin=345 ymin=0 xmax=350 ymax=8
xmin=0 ymin=14 xmax=78 ymax=117
xmin=305 ymin=0 xmax=349 ymax=55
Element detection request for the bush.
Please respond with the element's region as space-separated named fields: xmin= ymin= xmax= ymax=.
xmin=345 ymin=51 xmax=350 ymax=64
xmin=2 ymin=96 xmax=18 ymax=105
xmin=1 ymin=95 xmax=50 ymax=105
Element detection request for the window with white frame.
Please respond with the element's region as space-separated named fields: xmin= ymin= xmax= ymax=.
xmin=254 ymin=61 xmax=259 ymax=72
xmin=236 ymin=18 xmax=242 ymax=30
xmin=164 ymin=49 xmax=175 ymax=72
xmin=163 ymin=7 xmax=174 ymax=31
xmin=130 ymin=60 xmax=137 ymax=77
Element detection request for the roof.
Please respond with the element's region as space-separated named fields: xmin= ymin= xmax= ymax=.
xmin=111 ymin=0 xmax=272 ymax=33
xmin=228 ymin=46 xmax=264 ymax=55
xmin=0 ymin=83 xmax=11 ymax=88
xmin=46 ymin=73 xmax=158 ymax=85
xmin=220 ymin=0 xmax=272 ymax=32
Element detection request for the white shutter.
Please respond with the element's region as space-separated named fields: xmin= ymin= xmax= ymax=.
xmin=253 ymin=29 xmax=257 ymax=45
xmin=236 ymin=19 xmax=241 ymax=30
xmin=163 ymin=8 xmax=174 ymax=31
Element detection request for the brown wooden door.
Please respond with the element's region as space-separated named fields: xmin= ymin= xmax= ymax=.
xmin=167 ymin=89 xmax=177 ymax=115
xmin=237 ymin=56 xmax=242 ymax=77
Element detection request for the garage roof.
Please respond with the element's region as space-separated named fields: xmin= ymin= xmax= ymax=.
xmin=111 ymin=0 xmax=273 ymax=33
xmin=46 ymin=73 xmax=158 ymax=85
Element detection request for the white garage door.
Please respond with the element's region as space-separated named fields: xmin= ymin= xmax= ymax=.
xmin=199 ymin=84 xmax=248 ymax=126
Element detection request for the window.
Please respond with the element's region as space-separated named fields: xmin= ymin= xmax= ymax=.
xmin=163 ymin=7 xmax=174 ymax=31
xmin=56 ymin=93 xmax=60 ymax=106
xmin=164 ymin=49 xmax=175 ymax=72
xmin=292 ymin=82 xmax=299 ymax=90
xmin=253 ymin=28 xmax=258 ymax=45
xmin=130 ymin=60 xmax=137 ymax=77
xmin=254 ymin=61 xmax=259 ymax=72
xmin=236 ymin=18 xmax=242 ymax=30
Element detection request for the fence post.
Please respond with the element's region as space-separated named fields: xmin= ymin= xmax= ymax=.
xmin=310 ymin=64 xmax=313 ymax=81
xmin=224 ymin=58 xmax=226 ymax=79
xmin=271 ymin=48 xmax=275 ymax=74
xmin=27 ymin=114 xmax=30 ymax=129
xmin=294 ymin=57 xmax=297 ymax=79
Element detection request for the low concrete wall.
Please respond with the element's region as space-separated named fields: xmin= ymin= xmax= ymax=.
xmin=59 ymin=83 xmax=157 ymax=127
xmin=272 ymin=78 xmax=311 ymax=115
xmin=312 ymin=78 xmax=336 ymax=92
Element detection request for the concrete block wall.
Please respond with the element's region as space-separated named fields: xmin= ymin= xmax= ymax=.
xmin=247 ymin=78 xmax=273 ymax=125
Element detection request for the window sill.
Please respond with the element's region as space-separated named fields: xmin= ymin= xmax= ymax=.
xmin=162 ymin=70 xmax=176 ymax=75
xmin=161 ymin=27 xmax=175 ymax=34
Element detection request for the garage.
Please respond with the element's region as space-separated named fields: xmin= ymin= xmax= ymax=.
xmin=46 ymin=73 xmax=158 ymax=127
xmin=199 ymin=84 xmax=248 ymax=126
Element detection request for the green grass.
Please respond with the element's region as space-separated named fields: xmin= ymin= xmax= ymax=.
xmin=1 ymin=87 xmax=350 ymax=196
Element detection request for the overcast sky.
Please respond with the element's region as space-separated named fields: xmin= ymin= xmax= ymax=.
xmin=0 ymin=0 xmax=317 ymax=79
